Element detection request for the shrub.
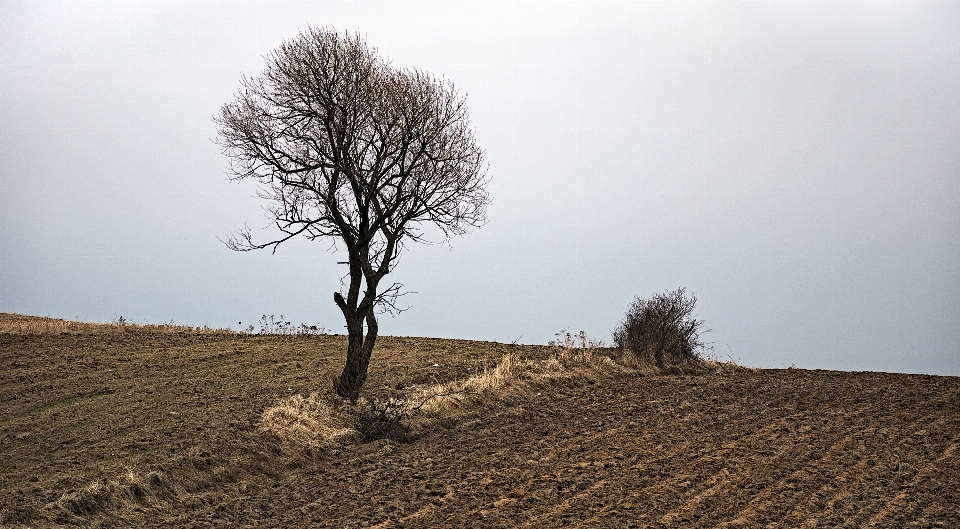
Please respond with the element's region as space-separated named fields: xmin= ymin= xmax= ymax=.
xmin=612 ymin=288 xmax=709 ymax=373
xmin=355 ymin=397 xmax=411 ymax=442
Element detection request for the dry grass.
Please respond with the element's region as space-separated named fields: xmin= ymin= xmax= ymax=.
xmin=51 ymin=469 xmax=176 ymax=523
xmin=257 ymin=342 xmax=753 ymax=453
xmin=256 ymin=339 xmax=752 ymax=452
xmin=258 ymin=345 xmax=650 ymax=451
xmin=409 ymin=353 xmax=520 ymax=413
xmin=412 ymin=347 xmax=626 ymax=412
xmin=0 ymin=313 xmax=231 ymax=335
xmin=258 ymin=393 xmax=359 ymax=453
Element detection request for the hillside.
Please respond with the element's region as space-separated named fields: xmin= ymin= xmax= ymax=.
xmin=2 ymin=313 xmax=958 ymax=527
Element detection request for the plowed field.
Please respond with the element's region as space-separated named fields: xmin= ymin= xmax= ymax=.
xmin=2 ymin=314 xmax=958 ymax=527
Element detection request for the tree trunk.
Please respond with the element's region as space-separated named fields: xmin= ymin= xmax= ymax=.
xmin=334 ymin=320 xmax=366 ymax=401
xmin=334 ymin=294 xmax=379 ymax=401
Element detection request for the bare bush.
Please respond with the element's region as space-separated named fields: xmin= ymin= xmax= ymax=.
xmin=612 ymin=288 xmax=710 ymax=374
xmin=355 ymin=397 xmax=412 ymax=442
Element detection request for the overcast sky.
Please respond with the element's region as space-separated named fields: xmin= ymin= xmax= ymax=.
xmin=2 ymin=1 xmax=958 ymax=375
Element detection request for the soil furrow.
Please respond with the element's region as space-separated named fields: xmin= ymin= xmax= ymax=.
xmin=728 ymin=408 xmax=941 ymax=527
xmin=865 ymin=434 xmax=959 ymax=527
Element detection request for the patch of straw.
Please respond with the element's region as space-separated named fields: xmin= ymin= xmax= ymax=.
xmin=413 ymin=349 xmax=627 ymax=414
xmin=52 ymin=468 xmax=174 ymax=521
xmin=259 ymin=393 xmax=358 ymax=453
xmin=411 ymin=354 xmax=518 ymax=413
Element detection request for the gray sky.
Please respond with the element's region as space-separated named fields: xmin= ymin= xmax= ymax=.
xmin=2 ymin=1 xmax=958 ymax=375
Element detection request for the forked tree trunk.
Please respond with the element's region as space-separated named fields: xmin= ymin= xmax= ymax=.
xmin=334 ymin=295 xmax=379 ymax=401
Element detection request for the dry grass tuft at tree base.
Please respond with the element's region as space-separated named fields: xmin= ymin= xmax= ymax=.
xmin=2 ymin=313 xmax=959 ymax=527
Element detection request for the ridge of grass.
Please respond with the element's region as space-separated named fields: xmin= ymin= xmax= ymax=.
xmin=257 ymin=345 xmax=747 ymax=452
xmin=0 ymin=313 xmax=232 ymax=335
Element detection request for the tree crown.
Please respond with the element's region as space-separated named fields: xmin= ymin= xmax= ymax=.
xmin=215 ymin=27 xmax=489 ymax=275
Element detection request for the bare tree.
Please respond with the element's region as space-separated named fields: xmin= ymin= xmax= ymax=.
xmin=215 ymin=28 xmax=489 ymax=400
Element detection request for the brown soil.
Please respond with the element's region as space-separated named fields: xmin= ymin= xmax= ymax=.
xmin=2 ymin=313 xmax=958 ymax=527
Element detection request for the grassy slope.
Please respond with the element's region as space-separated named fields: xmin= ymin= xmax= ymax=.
xmin=2 ymin=313 xmax=959 ymax=527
